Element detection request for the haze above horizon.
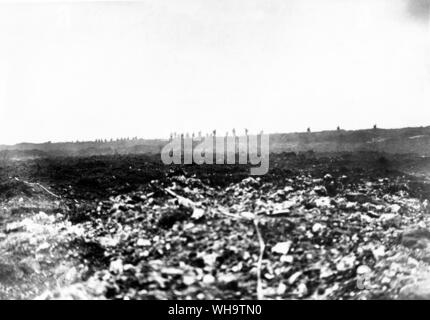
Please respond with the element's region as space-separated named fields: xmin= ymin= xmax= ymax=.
xmin=0 ymin=0 xmax=429 ymax=144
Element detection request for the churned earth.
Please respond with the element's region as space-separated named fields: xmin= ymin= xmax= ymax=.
xmin=1 ymin=152 xmax=430 ymax=299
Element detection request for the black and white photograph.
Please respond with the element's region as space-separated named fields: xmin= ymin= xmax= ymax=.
xmin=1 ymin=0 xmax=430 ymax=307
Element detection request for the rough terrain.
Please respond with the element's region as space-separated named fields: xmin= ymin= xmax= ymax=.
xmin=1 ymin=152 xmax=430 ymax=299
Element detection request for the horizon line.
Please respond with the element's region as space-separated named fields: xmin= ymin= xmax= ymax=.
xmin=2 ymin=124 xmax=430 ymax=147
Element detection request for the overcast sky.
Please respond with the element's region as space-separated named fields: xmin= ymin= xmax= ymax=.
xmin=0 ymin=0 xmax=429 ymax=144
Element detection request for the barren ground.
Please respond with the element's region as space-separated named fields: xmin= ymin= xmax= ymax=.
xmin=1 ymin=152 xmax=430 ymax=299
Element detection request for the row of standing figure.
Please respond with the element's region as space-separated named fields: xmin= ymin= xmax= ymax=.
xmin=170 ymin=124 xmax=378 ymax=140
xmin=169 ymin=129 xmax=264 ymax=141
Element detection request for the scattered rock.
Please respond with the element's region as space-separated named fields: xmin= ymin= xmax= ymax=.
xmin=5 ymin=221 xmax=24 ymax=233
xmin=109 ymin=259 xmax=123 ymax=274
xmin=388 ymin=204 xmax=402 ymax=214
xmin=36 ymin=242 xmax=50 ymax=252
xmin=272 ymin=241 xmax=292 ymax=255
xmin=182 ymin=275 xmax=196 ymax=286
xmin=356 ymin=265 xmax=371 ymax=275
xmin=312 ymin=223 xmax=325 ymax=233
xmin=202 ymin=274 xmax=215 ymax=284
xmin=380 ymin=213 xmax=401 ymax=228
xmin=280 ymin=255 xmax=294 ymax=264
xmin=277 ymin=282 xmax=287 ymax=295
xmin=191 ymin=208 xmax=205 ymax=220
xmin=288 ymin=271 xmax=302 ymax=285
xmin=136 ymin=238 xmax=151 ymax=247
xmin=336 ymin=255 xmax=356 ymax=272
xmin=313 ymin=186 xmax=327 ymax=196
xmin=295 ymin=282 xmax=308 ymax=297
xmin=161 ymin=267 xmax=184 ymax=276
xmin=314 ymin=197 xmax=332 ymax=208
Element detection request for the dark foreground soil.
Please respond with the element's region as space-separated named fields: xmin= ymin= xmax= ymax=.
xmin=1 ymin=152 xmax=430 ymax=299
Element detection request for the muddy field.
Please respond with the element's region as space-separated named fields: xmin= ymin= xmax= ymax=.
xmin=1 ymin=152 xmax=430 ymax=299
